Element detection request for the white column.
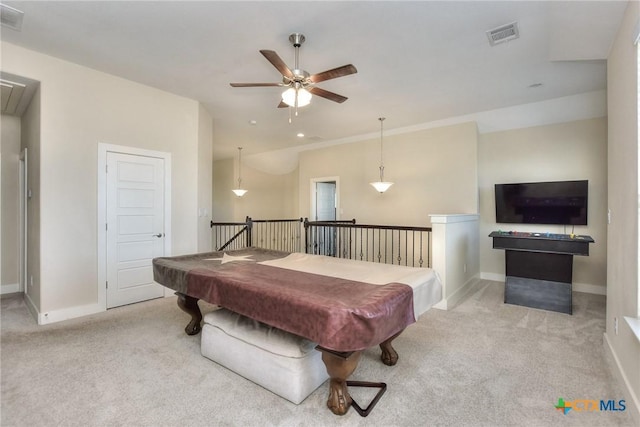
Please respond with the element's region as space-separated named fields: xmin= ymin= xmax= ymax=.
xmin=429 ymin=214 xmax=480 ymax=310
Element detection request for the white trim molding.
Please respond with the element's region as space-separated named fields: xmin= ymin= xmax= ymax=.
xmin=1 ymin=283 xmax=20 ymax=295
xmin=624 ymin=317 xmax=640 ymax=343
xmin=309 ymin=176 xmax=340 ymax=221
xmin=38 ymin=302 xmax=103 ymax=325
xmin=479 ymin=272 xmax=606 ymax=296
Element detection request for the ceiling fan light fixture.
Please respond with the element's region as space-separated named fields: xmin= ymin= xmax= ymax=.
xmin=282 ymin=87 xmax=311 ymax=107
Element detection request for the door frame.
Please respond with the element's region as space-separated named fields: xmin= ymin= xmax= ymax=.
xmin=310 ymin=176 xmax=340 ymax=221
xmin=19 ymin=148 xmax=28 ymax=294
xmin=97 ymin=143 xmax=172 ymax=310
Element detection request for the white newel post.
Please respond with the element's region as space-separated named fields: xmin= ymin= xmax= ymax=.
xmin=429 ymin=214 xmax=480 ymax=310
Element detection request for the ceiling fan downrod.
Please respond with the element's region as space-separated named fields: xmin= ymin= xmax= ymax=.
xmin=290 ymin=33 xmax=306 ymax=115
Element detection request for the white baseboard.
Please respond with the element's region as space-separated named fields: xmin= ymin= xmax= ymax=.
xmin=603 ymin=332 xmax=640 ymax=425
xmin=24 ymin=292 xmax=38 ymax=322
xmin=37 ymin=302 xmax=105 ymax=325
xmin=1 ymin=283 xmax=20 ymax=295
xmin=480 ymin=272 xmax=504 ymax=282
xmin=25 ymin=292 xmax=168 ymax=325
xmin=479 ymin=272 xmax=606 ymax=295
xmin=573 ymin=282 xmax=606 ymax=295
xmin=433 ymin=274 xmax=482 ymax=310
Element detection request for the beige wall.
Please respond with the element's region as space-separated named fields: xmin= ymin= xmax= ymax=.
xmin=212 ymin=158 xmax=298 ymax=222
xmin=479 ymin=118 xmax=608 ymax=291
xmin=298 ymin=122 xmax=478 ymax=226
xmin=198 ymin=104 xmax=213 ymax=252
xmin=212 ymin=158 xmax=235 ymax=221
xmin=606 ymin=0 xmax=640 ymax=421
xmin=1 ymin=115 xmax=21 ymax=291
xmin=2 ymin=42 xmax=211 ymax=315
xmin=239 ymin=164 xmax=298 ymax=221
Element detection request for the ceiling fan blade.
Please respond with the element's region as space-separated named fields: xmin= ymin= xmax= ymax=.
xmin=277 ymin=100 xmax=288 ymax=108
xmin=260 ymin=50 xmax=294 ymax=79
xmin=309 ymin=64 xmax=357 ymax=83
xmin=308 ymin=86 xmax=348 ymax=103
xmin=230 ymin=83 xmax=283 ymax=87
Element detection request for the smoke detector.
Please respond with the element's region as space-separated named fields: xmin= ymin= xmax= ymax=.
xmin=1 ymin=3 xmax=24 ymax=31
xmin=486 ymin=22 xmax=519 ymax=46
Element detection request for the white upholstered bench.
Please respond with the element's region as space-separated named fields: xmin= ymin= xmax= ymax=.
xmin=201 ymin=308 xmax=329 ymax=404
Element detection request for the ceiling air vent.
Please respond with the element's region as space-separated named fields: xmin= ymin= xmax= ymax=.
xmin=1 ymin=79 xmax=26 ymax=115
xmin=486 ymin=22 xmax=519 ymax=46
xmin=1 ymin=3 xmax=24 ymax=31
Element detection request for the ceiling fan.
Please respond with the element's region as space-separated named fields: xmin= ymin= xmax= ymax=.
xmin=230 ymin=33 xmax=357 ymax=110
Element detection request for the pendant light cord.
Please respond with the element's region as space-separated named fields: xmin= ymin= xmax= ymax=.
xmin=379 ymin=117 xmax=385 ymax=180
xmin=237 ymin=147 xmax=243 ymax=187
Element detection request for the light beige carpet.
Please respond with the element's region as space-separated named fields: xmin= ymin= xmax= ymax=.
xmin=1 ymin=281 xmax=634 ymax=426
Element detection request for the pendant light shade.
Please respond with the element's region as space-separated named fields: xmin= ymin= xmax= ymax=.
xmin=370 ymin=117 xmax=393 ymax=193
xmin=371 ymin=178 xmax=393 ymax=193
xmin=232 ymin=147 xmax=247 ymax=197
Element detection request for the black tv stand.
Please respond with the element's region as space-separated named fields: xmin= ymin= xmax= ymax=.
xmin=489 ymin=231 xmax=594 ymax=314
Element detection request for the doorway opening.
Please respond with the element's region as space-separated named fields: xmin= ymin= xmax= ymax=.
xmin=310 ymin=177 xmax=339 ymax=221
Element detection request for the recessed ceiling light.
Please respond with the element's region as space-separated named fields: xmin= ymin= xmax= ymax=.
xmin=249 ymin=120 xmax=257 ymax=125
xmin=297 ymin=133 xmax=304 ymax=138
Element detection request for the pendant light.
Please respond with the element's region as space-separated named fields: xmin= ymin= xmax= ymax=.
xmin=370 ymin=117 xmax=393 ymax=193
xmin=232 ymin=147 xmax=248 ymax=197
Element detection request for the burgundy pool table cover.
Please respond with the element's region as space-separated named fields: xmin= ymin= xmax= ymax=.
xmin=152 ymin=248 xmax=424 ymax=352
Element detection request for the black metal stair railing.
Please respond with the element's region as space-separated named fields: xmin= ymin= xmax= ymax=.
xmin=250 ymin=218 xmax=304 ymax=253
xmin=210 ymin=217 xmax=304 ymax=252
xmin=211 ymin=217 xmax=433 ymax=268
xmin=303 ymin=219 xmax=432 ymax=268
xmin=210 ymin=217 xmax=252 ymax=251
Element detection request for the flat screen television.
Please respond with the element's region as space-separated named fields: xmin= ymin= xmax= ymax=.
xmin=495 ymin=180 xmax=588 ymax=225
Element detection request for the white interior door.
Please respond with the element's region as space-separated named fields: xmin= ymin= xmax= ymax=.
xmin=106 ymin=152 xmax=165 ymax=308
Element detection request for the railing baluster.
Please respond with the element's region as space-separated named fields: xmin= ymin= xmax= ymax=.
xmin=302 ymin=220 xmax=431 ymax=268
xmin=211 ymin=218 xmax=432 ymax=268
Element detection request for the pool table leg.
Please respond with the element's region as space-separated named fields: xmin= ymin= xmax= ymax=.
xmin=379 ymin=329 xmax=404 ymax=366
xmin=318 ymin=348 xmax=362 ymax=416
xmin=175 ymin=292 xmax=202 ymax=335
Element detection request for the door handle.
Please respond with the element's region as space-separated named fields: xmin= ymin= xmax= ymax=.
xmin=153 ymin=233 xmax=164 ymax=238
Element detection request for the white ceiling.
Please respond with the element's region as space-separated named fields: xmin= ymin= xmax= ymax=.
xmin=0 ymin=1 xmax=628 ymax=161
